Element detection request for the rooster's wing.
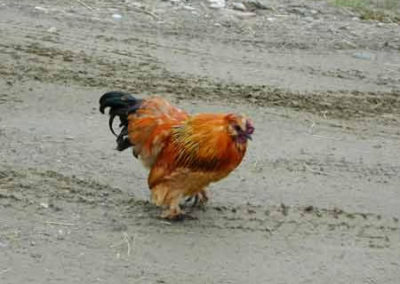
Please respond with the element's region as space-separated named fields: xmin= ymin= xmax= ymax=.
xmin=148 ymin=114 xmax=246 ymax=189
xmin=128 ymin=97 xmax=189 ymax=168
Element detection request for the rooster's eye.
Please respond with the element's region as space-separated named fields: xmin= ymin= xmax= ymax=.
xmin=234 ymin=125 xmax=241 ymax=132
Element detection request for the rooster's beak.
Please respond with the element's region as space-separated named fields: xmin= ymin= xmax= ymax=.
xmin=245 ymin=134 xmax=252 ymax=141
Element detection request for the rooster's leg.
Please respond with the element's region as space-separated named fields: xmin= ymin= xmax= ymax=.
xmin=185 ymin=189 xmax=209 ymax=207
xmin=161 ymin=197 xmax=200 ymax=220
xmin=198 ymin=189 xmax=209 ymax=204
xmin=152 ymin=187 xmax=185 ymax=220
xmin=152 ymin=184 xmax=198 ymax=220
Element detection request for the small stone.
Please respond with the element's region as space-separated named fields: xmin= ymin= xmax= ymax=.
xmin=209 ymin=0 xmax=225 ymax=9
xmin=40 ymin=202 xmax=49 ymax=209
xmin=304 ymin=16 xmax=314 ymax=22
xmin=47 ymin=26 xmax=57 ymax=33
xmin=34 ymin=6 xmax=48 ymax=13
xmin=183 ymin=6 xmax=195 ymax=11
xmin=288 ymin=7 xmax=307 ymax=16
xmin=111 ymin=222 xmax=128 ymax=232
xmin=30 ymin=253 xmax=42 ymax=259
xmin=243 ymin=0 xmax=270 ymax=11
xmin=353 ymin=52 xmax=373 ymax=60
xmin=304 ymin=205 xmax=314 ymax=212
xmin=232 ymin=2 xmax=247 ymax=11
xmin=112 ymin=14 xmax=122 ymax=20
xmin=57 ymin=229 xmax=65 ymax=240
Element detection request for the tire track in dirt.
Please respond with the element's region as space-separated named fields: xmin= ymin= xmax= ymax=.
xmin=1 ymin=38 xmax=399 ymax=120
xmin=253 ymin=157 xmax=400 ymax=180
xmin=1 ymin=166 xmax=398 ymax=251
xmin=1 ymin=6 xmax=400 ymax=120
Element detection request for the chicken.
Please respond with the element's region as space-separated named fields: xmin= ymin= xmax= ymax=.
xmin=99 ymin=91 xmax=254 ymax=220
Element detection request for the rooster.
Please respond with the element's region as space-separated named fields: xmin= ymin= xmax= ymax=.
xmin=99 ymin=91 xmax=254 ymax=220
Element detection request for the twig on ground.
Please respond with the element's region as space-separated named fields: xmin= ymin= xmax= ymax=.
xmin=131 ymin=233 xmax=137 ymax=253
xmin=45 ymin=221 xmax=75 ymax=226
xmin=123 ymin=232 xmax=131 ymax=256
xmin=311 ymin=134 xmax=342 ymax=141
xmin=309 ymin=120 xmax=316 ymax=134
xmin=130 ymin=6 xmax=159 ymax=20
xmin=76 ymin=0 xmax=93 ymax=10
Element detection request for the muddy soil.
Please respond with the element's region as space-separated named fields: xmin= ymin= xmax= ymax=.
xmin=1 ymin=0 xmax=400 ymax=283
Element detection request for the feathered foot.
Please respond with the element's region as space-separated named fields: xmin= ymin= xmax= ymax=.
xmin=160 ymin=209 xmax=197 ymax=221
xmin=160 ymin=205 xmax=183 ymax=220
xmin=151 ymin=186 xmax=195 ymax=220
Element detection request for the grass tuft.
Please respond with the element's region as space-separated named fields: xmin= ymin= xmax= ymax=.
xmin=331 ymin=0 xmax=400 ymax=22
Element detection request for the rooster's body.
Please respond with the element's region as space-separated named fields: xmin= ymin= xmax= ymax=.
xmin=100 ymin=92 xmax=254 ymax=219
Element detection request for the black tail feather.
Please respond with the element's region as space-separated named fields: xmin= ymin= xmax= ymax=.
xmin=116 ymin=127 xmax=131 ymax=151
xmin=99 ymin=91 xmax=142 ymax=151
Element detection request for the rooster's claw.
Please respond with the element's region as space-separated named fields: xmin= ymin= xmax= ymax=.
xmin=160 ymin=211 xmax=197 ymax=221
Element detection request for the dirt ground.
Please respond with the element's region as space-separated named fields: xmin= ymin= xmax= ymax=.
xmin=1 ymin=0 xmax=400 ymax=283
